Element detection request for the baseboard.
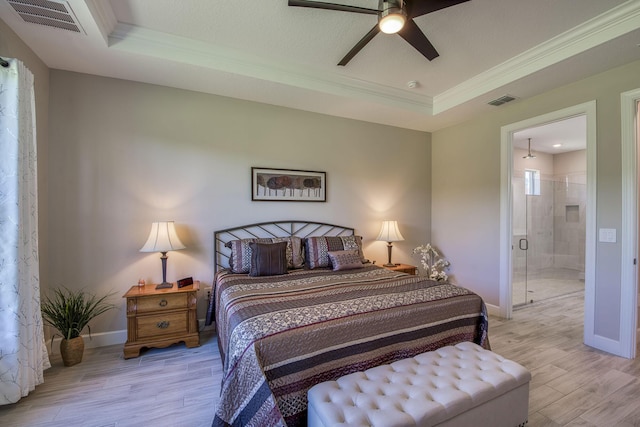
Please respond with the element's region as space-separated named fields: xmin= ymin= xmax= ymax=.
xmin=485 ymin=302 xmax=501 ymax=317
xmin=200 ymin=319 xmax=216 ymax=332
xmin=585 ymin=332 xmax=626 ymax=358
xmin=47 ymin=329 xmax=127 ymax=355
xmin=46 ymin=318 xmax=215 ymax=354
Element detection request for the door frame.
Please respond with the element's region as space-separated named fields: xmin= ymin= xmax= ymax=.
xmin=620 ymin=88 xmax=640 ymax=359
xmin=499 ymin=102 xmax=597 ymax=337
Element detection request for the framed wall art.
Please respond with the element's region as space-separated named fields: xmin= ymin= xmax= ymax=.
xmin=252 ymin=167 xmax=326 ymax=202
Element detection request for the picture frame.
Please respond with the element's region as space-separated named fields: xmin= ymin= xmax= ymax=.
xmin=252 ymin=167 xmax=326 ymax=202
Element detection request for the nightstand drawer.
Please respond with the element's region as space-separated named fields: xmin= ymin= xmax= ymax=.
xmin=123 ymin=282 xmax=200 ymax=358
xmin=136 ymin=293 xmax=187 ymax=313
xmin=137 ymin=312 xmax=188 ymax=339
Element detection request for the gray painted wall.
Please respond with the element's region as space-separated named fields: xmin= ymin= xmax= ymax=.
xmin=432 ymin=59 xmax=640 ymax=341
xmin=47 ymin=70 xmax=432 ymax=336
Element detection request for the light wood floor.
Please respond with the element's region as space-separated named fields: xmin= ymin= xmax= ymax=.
xmin=491 ymin=291 xmax=640 ymax=426
xmin=2 ymin=292 xmax=640 ymax=426
xmin=0 ymin=331 xmax=223 ymax=427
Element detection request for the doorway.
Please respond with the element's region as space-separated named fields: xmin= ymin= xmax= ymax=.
xmin=621 ymin=88 xmax=640 ymax=359
xmin=499 ymin=101 xmax=596 ymax=345
xmin=511 ymin=117 xmax=587 ymax=307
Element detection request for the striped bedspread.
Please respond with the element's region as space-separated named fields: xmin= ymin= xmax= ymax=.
xmin=212 ymin=265 xmax=489 ymax=427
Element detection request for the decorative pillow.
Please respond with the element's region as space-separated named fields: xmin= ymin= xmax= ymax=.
xmin=227 ymin=236 xmax=304 ymax=273
xmin=273 ymin=236 xmax=305 ymax=269
xmin=228 ymin=238 xmax=271 ymax=273
xmin=328 ymin=250 xmax=364 ymax=271
xmin=248 ymin=242 xmax=288 ymax=277
xmin=305 ymin=235 xmax=365 ymax=269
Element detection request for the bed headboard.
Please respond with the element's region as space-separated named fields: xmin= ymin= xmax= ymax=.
xmin=213 ymin=220 xmax=355 ymax=273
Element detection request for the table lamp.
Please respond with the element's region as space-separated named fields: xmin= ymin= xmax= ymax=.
xmin=140 ymin=221 xmax=186 ymax=289
xmin=376 ymin=220 xmax=405 ymax=267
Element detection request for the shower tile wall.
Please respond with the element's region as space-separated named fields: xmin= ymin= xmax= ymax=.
xmin=526 ymin=179 xmax=555 ymax=272
xmin=553 ymin=173 xmax=586 ymax=276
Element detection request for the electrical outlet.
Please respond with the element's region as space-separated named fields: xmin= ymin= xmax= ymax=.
xmin=203 ymin=285 xmax=213 ymax=301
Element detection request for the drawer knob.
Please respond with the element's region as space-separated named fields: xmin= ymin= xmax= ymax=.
xmin=156 ymin=320 xmax=170 ymax=329
xmin=159 ymin=299 xmax=168 ymax=307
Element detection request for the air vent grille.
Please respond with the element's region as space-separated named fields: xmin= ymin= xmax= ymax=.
xmin=488 ymin=95 xmax=517 ymax=106
xmin=7 ymin=0 xmax=84 ymax=33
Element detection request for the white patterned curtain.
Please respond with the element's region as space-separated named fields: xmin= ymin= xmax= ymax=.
xmin=0 ymin=58 xmax=50 ymax=405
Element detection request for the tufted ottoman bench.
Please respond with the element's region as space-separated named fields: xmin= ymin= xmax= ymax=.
xmin=307 ymin=342 xmax=530 ymax=427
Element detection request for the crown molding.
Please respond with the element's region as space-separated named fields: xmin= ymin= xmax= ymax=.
xmin=94 ymin=0 xmax=640 ymax=119
xmin=84 ymin=0 xmax=117 ymax=46
xmin=108 ymin=23 xmax=434 ymax=115
xmin=433 ymin=0 xmax=640 ymax=114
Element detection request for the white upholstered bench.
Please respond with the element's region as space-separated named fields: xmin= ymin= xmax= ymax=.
xmin=307 ymin=342 xmax=530 ymax=427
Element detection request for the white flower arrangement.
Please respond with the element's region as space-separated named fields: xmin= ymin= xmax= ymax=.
xmin=412 ymin=244 xmax=450 ymax=282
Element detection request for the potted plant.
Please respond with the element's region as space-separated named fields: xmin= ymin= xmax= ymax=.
xmin=41 ymin=287 xmax=116 ymax=366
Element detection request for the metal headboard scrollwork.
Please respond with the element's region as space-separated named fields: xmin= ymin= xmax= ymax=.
xmin=213 ymin=220 xmax=355 ymax=273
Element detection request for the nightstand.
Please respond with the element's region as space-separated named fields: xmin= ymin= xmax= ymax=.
xmin=382 ymin=263 xmax=418 ymax=275
xmin=122 ymin=281 xmax=200 ymax=359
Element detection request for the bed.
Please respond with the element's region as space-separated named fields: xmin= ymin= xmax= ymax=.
xmin=205 ymin=221 xmax=489 ymax=427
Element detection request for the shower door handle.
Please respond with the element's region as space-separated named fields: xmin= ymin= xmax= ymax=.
xmin=519 ymin=238 xmax=528 ymax=251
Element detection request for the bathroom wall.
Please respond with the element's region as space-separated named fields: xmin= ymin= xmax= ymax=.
xmin=553 ymin=150 xmax=587 ymax=275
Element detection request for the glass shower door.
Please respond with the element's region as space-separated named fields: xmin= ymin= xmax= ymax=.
xmin=513 ymin=175 xmax=584 ymax=307
xmin=512 ymin=176 xmax=529 ymax=306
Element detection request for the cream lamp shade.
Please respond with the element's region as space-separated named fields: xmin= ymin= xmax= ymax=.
xmin=140 ymin=221 xmax=186 ymax=289
xmin=376 ymin=220 xmax=405 ymax=266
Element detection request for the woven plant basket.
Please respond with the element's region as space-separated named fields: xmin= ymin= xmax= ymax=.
xmin=60 ymin=336 xmax=84 ymax=367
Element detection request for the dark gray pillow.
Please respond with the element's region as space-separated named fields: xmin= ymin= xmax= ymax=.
xmin=249 ymin=241 xmax=288 ymax=277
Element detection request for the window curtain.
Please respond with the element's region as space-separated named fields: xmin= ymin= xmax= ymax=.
xmin=0 ymin=58 xmax=50 ymax=405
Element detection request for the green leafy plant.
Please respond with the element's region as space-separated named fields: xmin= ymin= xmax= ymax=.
xmin=41 ymin=287 xmax=116 ymax=341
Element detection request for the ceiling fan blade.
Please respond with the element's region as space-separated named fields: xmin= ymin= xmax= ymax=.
xmin=398 ymin=19 xmax=439 ymax=61
xmin=407 ymin=0 xmax=470 ymax=18
xmin=288 ymin=0 xmax=379 ymax=15
xmin=338 ymin=25 xmax=380 ymax=66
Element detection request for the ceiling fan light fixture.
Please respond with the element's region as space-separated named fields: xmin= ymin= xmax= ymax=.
xmin=379 ymin=1 xmax=406 ymax=34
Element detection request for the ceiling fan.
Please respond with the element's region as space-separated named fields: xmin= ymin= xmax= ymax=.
xmin=288 ymin=0 xmax=470 ymax=66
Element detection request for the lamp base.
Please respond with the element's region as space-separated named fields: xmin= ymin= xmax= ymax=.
xmin=155 ymin=282 xmax=173 ymax=290
xmin=384 ymin=242 xmax=397 ymax=268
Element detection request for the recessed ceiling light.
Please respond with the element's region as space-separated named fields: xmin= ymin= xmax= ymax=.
xmin=553 ymin=144 xmax=562 ymax=148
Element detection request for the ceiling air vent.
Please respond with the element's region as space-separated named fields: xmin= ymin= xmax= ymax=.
xmin=488 ymin=95 xmax=517 ymax=107
xmin=6 ymin=0 xmax=84 ymax=33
